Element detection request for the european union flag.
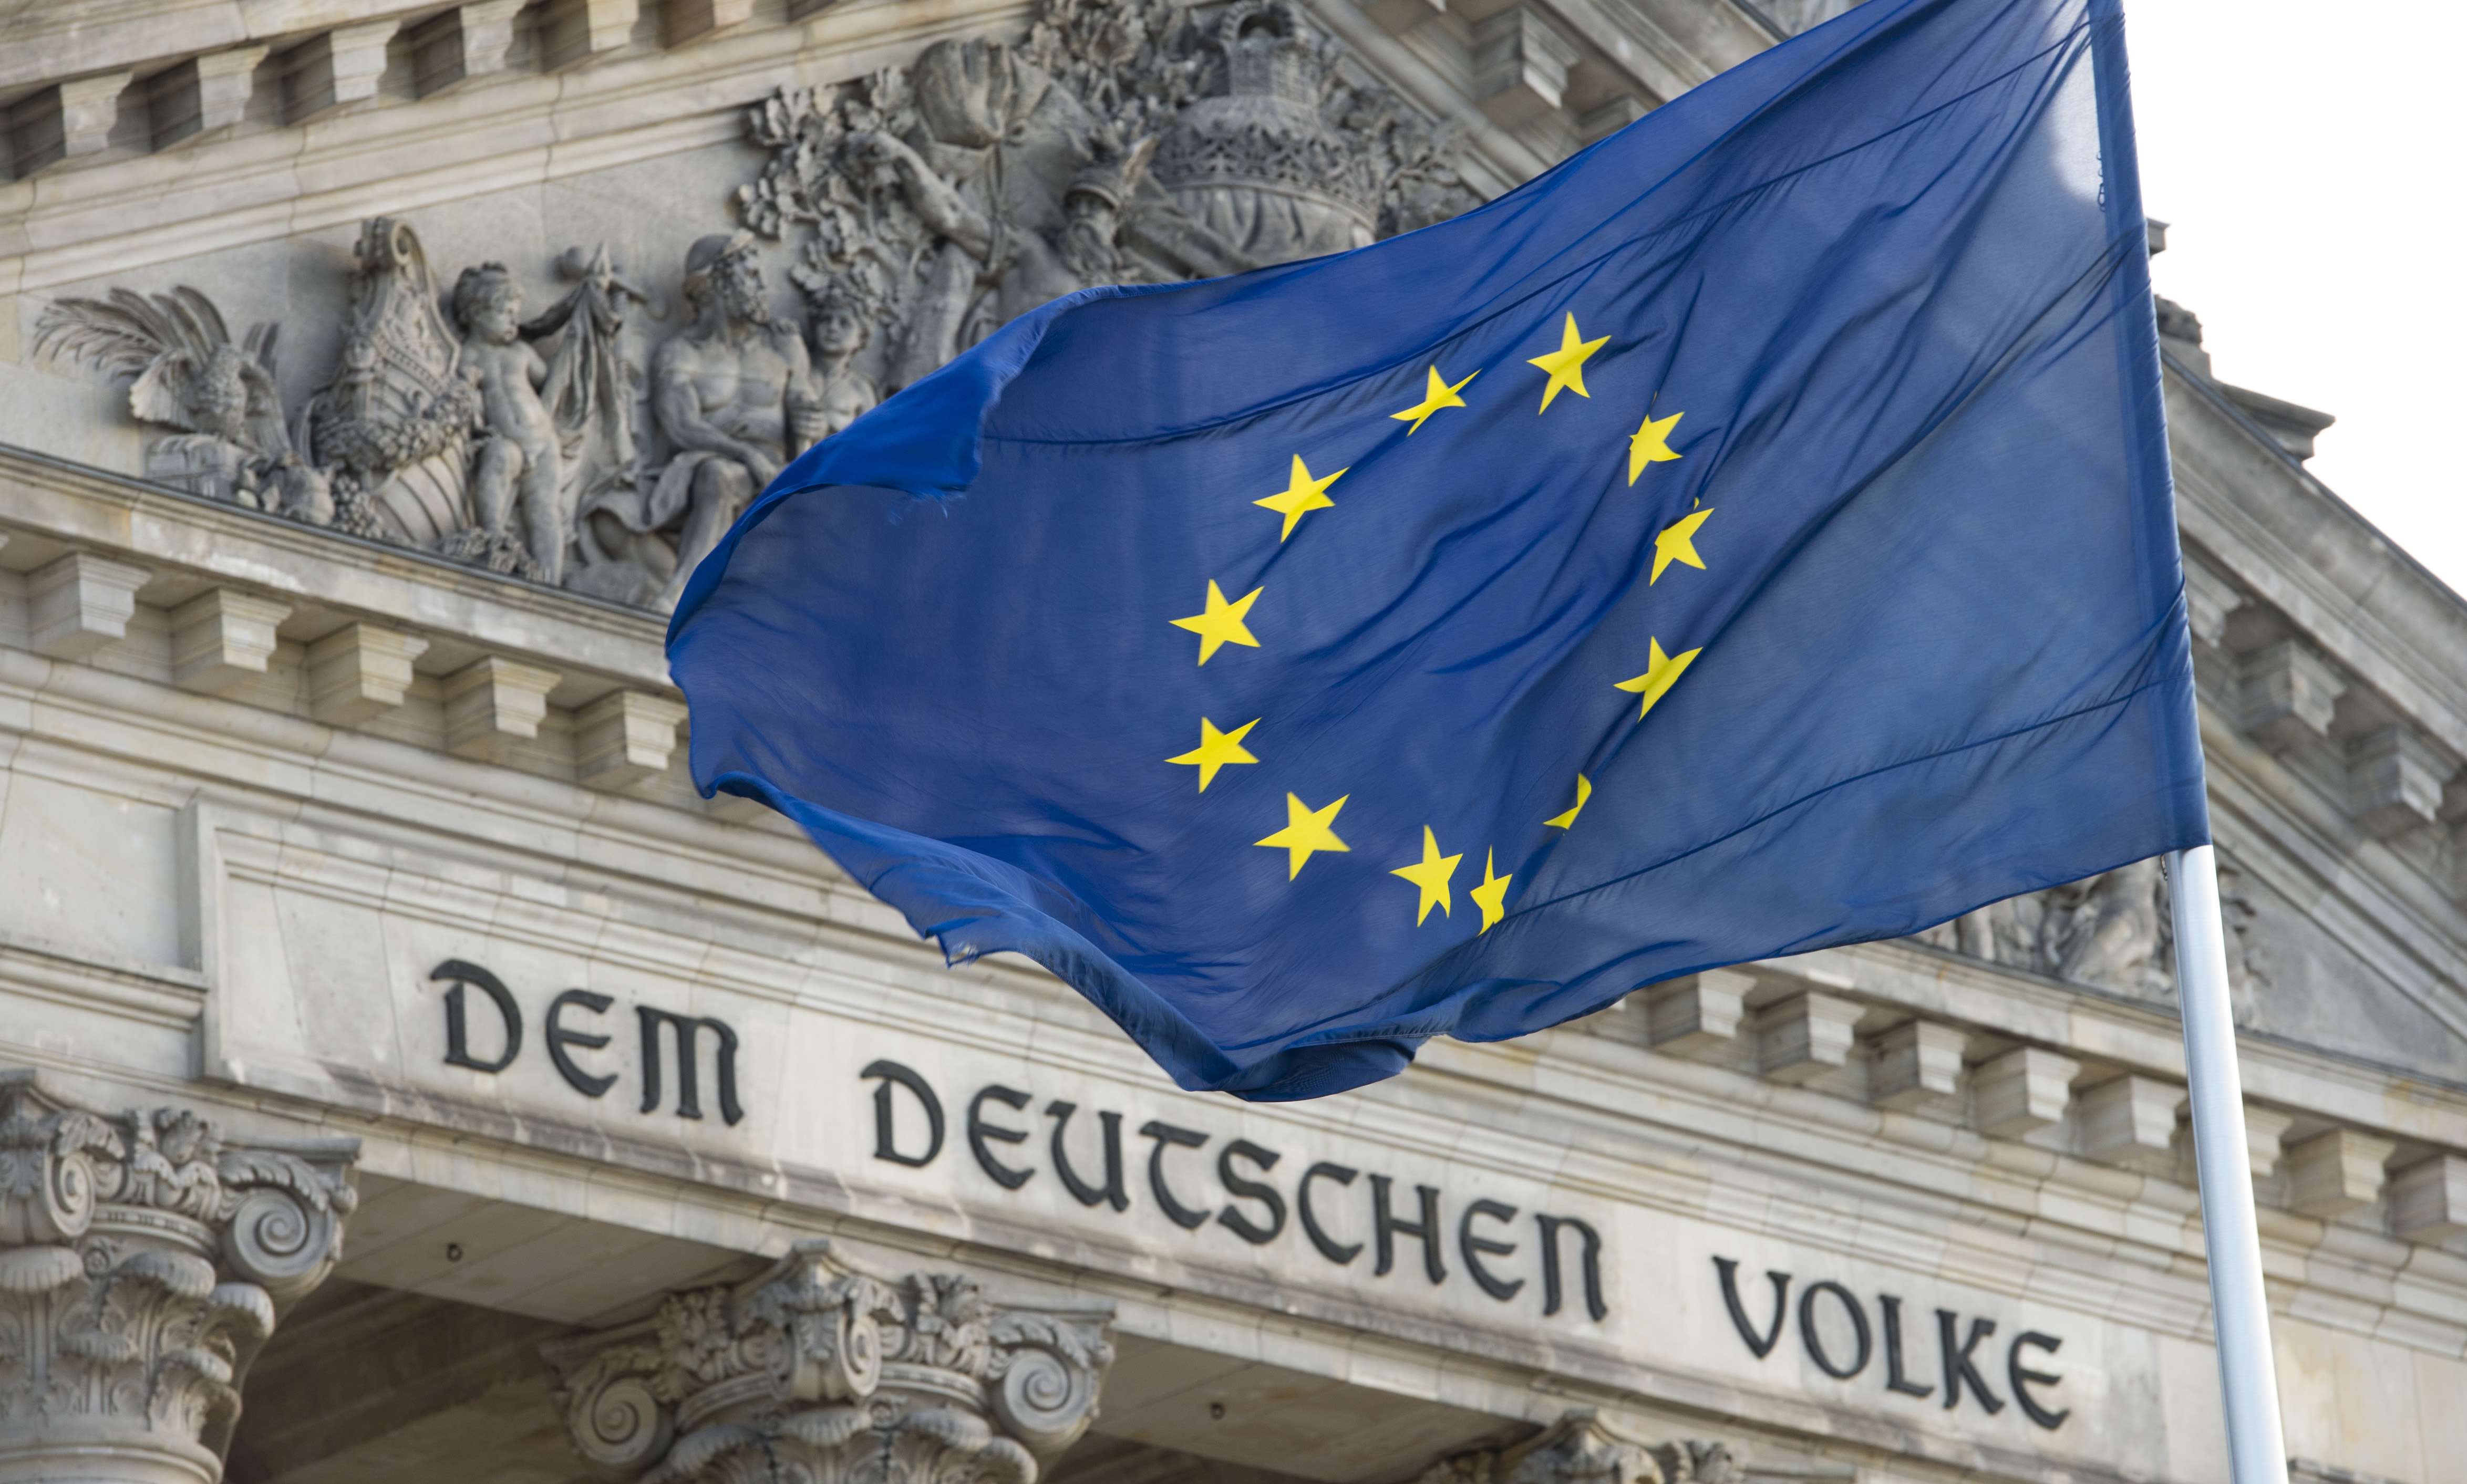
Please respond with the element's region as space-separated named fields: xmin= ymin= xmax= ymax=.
xmin=669 ymin=0 xmax=2206 ymax=1100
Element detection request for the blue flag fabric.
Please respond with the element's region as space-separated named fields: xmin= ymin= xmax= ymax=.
xmin=668 ymin=0 xmax=2207 ymax=1101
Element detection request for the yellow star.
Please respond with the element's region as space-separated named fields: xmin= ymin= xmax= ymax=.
xmin=1613 ymin=637 xmax=1703 ymax=719
xmin=1254 ymin=455 xmax=1346 ymax=542
xmin=1167 ymin=717 xmax=1260 ymax=792
xmin=1470 ymin=850 xmax=1512 ymax=932
xmin=1390 ymin=365 xmax=1478 ymax=434
xmin=1544 ymin=773 xmax=1591 ymax=829
xmin=1651 ymin=505 xmax=1714 ymax=584
xmin=1627 ymin=410 xmax=1684 ymax=484
xmin=1171 ymin=579 xmax=1263 ymax=665
xmin=1256 ymin=793 xmax=1350 ymax=879
xmin=1388 ymin=826 xmax=1463 ymax=925
xmin=1526 ymin=313 xmax=1609 ymax=412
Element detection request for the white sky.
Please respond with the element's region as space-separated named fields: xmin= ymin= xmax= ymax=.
xmin=2125 ymin=0 xmax=2466 ymax=596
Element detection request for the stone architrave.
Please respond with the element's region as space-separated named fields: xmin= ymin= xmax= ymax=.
xmin=0 ymin=1068 xmax=359 ymax=1484
xmin=546 ymin=1240 xmax=1113 ymax=1484
xmin=1418 ymin=1410 xmax=1750 ymax=1484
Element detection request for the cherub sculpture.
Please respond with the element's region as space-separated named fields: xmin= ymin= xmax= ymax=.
xmin=448 ymin=263 xmax=567 ymax=583
xmin=34 ymin=286 xmax=332 ymax=525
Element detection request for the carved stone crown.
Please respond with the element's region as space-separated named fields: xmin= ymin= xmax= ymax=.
xmin=1154 ymin=0 xmax=1380 ymax=226
xmin=0 ymin=1069 xmax=359 ymax=1484
xmin=549 ymin=1240 xmax=1114 ymax=1484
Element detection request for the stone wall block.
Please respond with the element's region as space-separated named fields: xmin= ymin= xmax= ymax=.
xmin=2076 ymin=1075 xmax=2186 ymax=1174
xmin=2285 ymin=1128 xmax=2398 ymax=1218
xmin=307 ymin=623 xmax=431 ymax=725
xmin=1754 ymin=990 xmax=1863 ymax=1084
xmin=1971 ymin=1046 xmax=2080 ymax=1137
xmin=1577 ymin=96 xmax=1650 ymax=146
xmin=280 ymin=20 xmax=405 ymax=124
xmin=2389 ymin=1154 xmax=2467 ymax=1243
xmin=1472 ymin=8 xmax=1582 ymax=128
xmin=6 ymin=70 xmax=134 ymax=178
xmin=1870 ymin=1019 xmax=1967 ymax=1112
xmin=28 ymin=552 xmax=151 ymax=659
xmin=147 ymin=46 xmax=270 ymax=149
xmin=1361 ymin=0 xmax=1447 ymax=35
xmin=444 ymin=656 xmax=563 ymax=760
xmin=575 ymin=690 xmax=689 ymax=791
xmin=2236 ymin=638 xmax=2344 ymax=752
xmin=410 ymin=2 xmax=528 ymax=97
xmin=541 ymin=0 xmax=644 ymax=69
xmin=170 ymin=589 xmax=294 ymax=693
xmin=664 ymin=0 xmax=757 ymax=45
xmin=1643 ymin=969 xmax=1749 ymax=1056
xmin=2243 ymin=1105 xmax=2295 ymax=1179
xmin=2345 ymin=724 xmax=2455 ymax=838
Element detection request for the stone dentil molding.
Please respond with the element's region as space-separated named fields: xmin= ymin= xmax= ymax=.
xmin=546 ymin=1239 xmax=1115 ymax=1484
xmin=0 ymin=1068 xmax=359 ymax=1484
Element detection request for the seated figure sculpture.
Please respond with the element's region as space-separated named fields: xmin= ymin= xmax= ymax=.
xmin=581 ymin=232 xmax=823 ymax=610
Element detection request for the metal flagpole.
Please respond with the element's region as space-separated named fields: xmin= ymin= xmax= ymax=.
xmin=2166 ymin=844 xmax=2290 ymax=1484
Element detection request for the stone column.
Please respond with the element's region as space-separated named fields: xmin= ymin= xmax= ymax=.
xmin=548 ymin=1240 xmax=1114 ymax=1484
xmin=1420 ymin=1410 xmax=1748 ymax=1484
xmin=0 ymin=1068 xmax=359 ymax=1484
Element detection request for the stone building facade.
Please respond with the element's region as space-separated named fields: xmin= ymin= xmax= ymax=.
xmin=0 ymin=3 xmax=2460 ymax=1483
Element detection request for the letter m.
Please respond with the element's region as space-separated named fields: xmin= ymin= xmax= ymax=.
xmin=637 ymin=1007 xmax=745 ymax=1125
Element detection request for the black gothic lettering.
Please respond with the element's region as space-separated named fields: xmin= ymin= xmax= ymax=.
xmin=1139 ymin=1120 xmax=1211 ymax=1230
xmin=1457 ymin=1200 xmax=1523 ymax=1302
xmin=1369 ymin=1176 xmax=1444 ymax=1284
xmin=1714 ymin=1258 xmax=1789 ymax=1356
xmin=1936 ymin=1310 xmax=2005 ymax=1414
xmin=1878 ymin=1294 xmax=1934 ymax=1397
xmin=544 ymin=989 xmax=616 ymax=1097
xmin=1044 ymin=1101 xmax=1128 ymax=1211
xmin=967 ymin=1085 xmax=1034 ymax=1190
xmin=1299 ymin=1161 xmax=1361 ymax=1263
xmin=639 ymin=1008 xmax=744 ymax=1125
xmin=1215 ymin=1140 xmax=1286 ymax=1246
xmin=2007 ymin=1331 xmax=2070 ymax=1430
xmin=1797 ymin=1280 xmax=1872 ymax=1379
xmin=433 ymin=960 xmax=520 ymax=1072
xmin=860 ymin=1059 xmax=942 ymax=1164
xmin=1539 ymin=1215 xmax=1608 ymax=1321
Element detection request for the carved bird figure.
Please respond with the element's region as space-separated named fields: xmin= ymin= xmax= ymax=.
xmin=34 ymin=285 xmax=294 ymax=459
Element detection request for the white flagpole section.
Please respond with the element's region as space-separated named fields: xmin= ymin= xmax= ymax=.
xmin=2167 ymin=844 xmax=2289 ymax=1484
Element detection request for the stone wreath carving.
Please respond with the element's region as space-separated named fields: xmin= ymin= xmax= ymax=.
xmin=37 ymin=0 xmax=1478 ymax=613
xmin=546 ymin=1239 xmax=1113 ymax=1484
xmin=0 ymin=1068 xmax=359 ymax=1484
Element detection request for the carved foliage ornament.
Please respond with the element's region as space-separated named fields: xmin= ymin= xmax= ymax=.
xmin=0 ymin=1069 xmax=358 ymax=1481
xmin=549 ymin=1240 xmax=1112 ymax=1484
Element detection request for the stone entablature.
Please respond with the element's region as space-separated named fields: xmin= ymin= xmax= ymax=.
xmin=547 ymin=1241 xmax=1113 ymax=1484
xmin=0 ymin=1069 xmax=358 ymax=1484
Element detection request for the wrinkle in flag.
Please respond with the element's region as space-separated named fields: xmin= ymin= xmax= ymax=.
xmin=667 ymin=0 xmax=2209 ymax=1101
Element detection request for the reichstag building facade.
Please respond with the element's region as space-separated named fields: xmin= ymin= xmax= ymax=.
xmin=0 ymin=2 xmax=2458 ymax=1482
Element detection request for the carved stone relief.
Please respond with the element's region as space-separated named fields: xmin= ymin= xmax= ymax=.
xmin=0 ymin=1068 xmax=359 ymax=1484
xmin=1912 ymin=857 xmax=2267 ymax=1021
xmin=545 ymin=1239 xmax=1113 ymax=1484
xmin=37 ymin=0 xmax=1478 ymax=614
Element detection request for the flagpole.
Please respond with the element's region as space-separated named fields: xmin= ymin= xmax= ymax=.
xmin=2167 ymin=844 xmax=2289 ymax=1484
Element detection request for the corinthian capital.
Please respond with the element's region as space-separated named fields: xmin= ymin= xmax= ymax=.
xmin=549 ymin=1240 xmax=1114 ymax=1484
xmin=1420 ymin=1412 xmax=1750 ymax=1484
xmin=0 ymin=1068 xmax=359 ymax=1484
